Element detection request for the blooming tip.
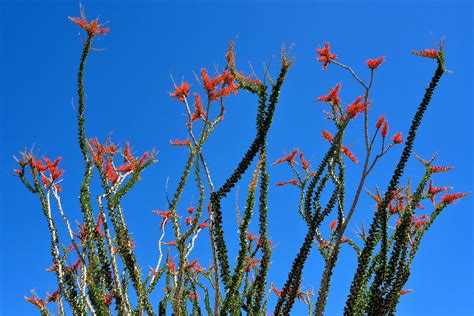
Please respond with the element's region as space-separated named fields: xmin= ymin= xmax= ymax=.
xmin=429 ymin=165 xmax=454 ymax=174
xmin=316 ymin=42 xmax=337 ymax=70
xmin=440 ymin=192 xmax=469 ymax=205
xmin=366 ymin=56 xmax=385 ymax=69
xmin=275 ymin=179 xmax=298 ymax=187
xmin=412 ymin=38 xmax=446 ymax=70
xmin=391 ymin=132 xmax=403 ymax=144
xmin=68 ymin=7 xmax=109 ymax=36
xmin=170 ymin=139 xmax=191 ymax=146
xmin=346 ymin=96 xmax=368 ymax=119
xmin=411 ymin=48 xmax=437 ymax=59
xmin=341 ymin=145 xmax=358 ymax=163
xmin=271 ymin=148 xmax=298 ymax=166
xmin=322 ymin=130 xmax=334 ymax=142
xmin=169 ymin=81 xmax=190 ymax=102
xmin=316 ymin=83 xmax=341 ymax=104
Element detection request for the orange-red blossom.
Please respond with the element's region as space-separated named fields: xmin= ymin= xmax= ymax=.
xmin=170 ymin=81 xmax=190 ymax=102
xmin=68 ymin=9 xmax=109 ymax=36
xmin=272 ymin=148 xmax=298 ymax=166
xmin=366 ymin=56 xmax=385 ymax=69
xmin=316 ymin=42 xmax=337 ymax=70
xmin=412 ymin=49 xmax=438 ymax=59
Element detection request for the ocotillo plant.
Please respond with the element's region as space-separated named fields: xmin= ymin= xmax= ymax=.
xmin=14 ymin=9 xmax=468 ymax=316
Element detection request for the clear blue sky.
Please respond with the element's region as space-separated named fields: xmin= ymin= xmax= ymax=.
xmin=1 ymin=1 xmax=472 ymax=315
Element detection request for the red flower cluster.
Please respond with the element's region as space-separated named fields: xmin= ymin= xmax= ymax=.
xmin=170 ymin=139 xmax=191 ymax=146
xmin=153 ymin=210 xmax=174 ymax=219
xmin=201 ymin=68 xmax=238 ymax=101
xmin=189 ymin=292 xmax=200 ymax=300
xmin=329 ymin=220 xmax=337 ymax=230
xmin=244 ymin=256 xmax=260 ymax=273
xmin=271 ymin=148 xmax=298 ymax=166
xmin=367 ymin=188 xmax=383 ymax=206
xmin=169 ymin=82 xmax=190 ymax=102
xmin=391 ymin=132 xmax=403 ymax=144
xmin=345 ymin=96 xmax=368 ymax=119
xmin=375 ymin=115 xmax=385 ymax=128
xmin=19 ymin=156 xmax=65 ymax=190
xmin=24 ymin=290 xmax=47 ymax=309
xmin=104 ymin=158 xmax=118 ymax=184
xmin=198 ymin=222 xmax=209 ymax=229
xmin=88 ymin=138 xmax=117 ymax=164
xmin=411 ymin=49 xmax=438 ymax=59
xmin=68 ymin=9 xmax=109 ymax=36
xmin=66 ymin=259 xmax=82 ymax=272
xmin=153 ymin=210 xmax=176 ymax=229
xmin=73 ymin=222 xmax=87 ymax=245
xmin=90 ymin=140 xmax=150 ymax=184
xmin=95 ymin=216 xmax=106 ymax=239
xmin=440 ymin=192 xmax=469 ymax=205
xmin=149 ymin=266 xmax=159 ymax=276
xmin=427 ymin=180 xmax=451 ymax=203
xmin=188 ymin=260 xmax=205 ymax=274
xmin=276 ymin=179 xmax=299 ymax=187
xmin=187 ymin=259 xmax=198 ymax=269
xmin=272 ymin=148 xmax=312 ymax=173
xmin=381 ymin=121 xmax=389 ymax=137
xmin=299 ymin=152 xmax=310 ymax=170
xmin=369 ymin=187 xmax=402 ymax=214
xmin=430 ymin=166 xmax=454 ymax=173
xmin=411 ymin=214 xmax=428 ymax=229
xmin=71 ymin=216 xmax=104 ymax=247
xmin=316 ymin=83 xmax=341 ymax=105
xmin=188 ymin=93 xmax=205 ymax=125
xmin=163 ymin=241 xmax=177 ymax=247
xmin=184 ymin=217 xmax=194 ymax=225
xmin=240 ymin=73 xmax=263 ymax=86
xmin=319 ymin=240 xmax=329 ymax=248
xmin=167 ymin=258 xmax=176 ymax=273
xmin=270 ymin=284 xmax=311 ymax=304
xmin=366 ymin=56 xmax=385 ymax=69
xmin=102 ymin=291 xmax=114 ymax=307
xmin=322 ymin=130 xmax=334 ymax=142
xmin=396 ymin=214 xmax=428 ymax=230
xmin=46 ymin=290 xmax=59 ymax=303
xmin=271 ymin=284 xmax=283 ymax=297
xmin=341 ymin=146 xmax=358 ymax=163
xmin=246 ymin=232 xmax=257 ymax=242
xmin=316 ymin=42 xmax=337 ymax=70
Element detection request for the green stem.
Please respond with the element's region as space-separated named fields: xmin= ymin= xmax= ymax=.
xmin=344 ymin=55 xmax=445 ymax=316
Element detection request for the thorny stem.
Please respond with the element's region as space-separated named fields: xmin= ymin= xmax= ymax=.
xmin=169 ymin=98 xmax=224 ymax=313
xmin=344 ymin=52 xmax=445 ymax=315
xmin=211 ymin=49 xmax=293 ymax=297
xmin=313 ymin=63 xmax=374 ymax=315
xmin=32 ymin=170 xmax=71 ymax=314
xmin=51 ymin=189 xmax=91 ymax=314
xmin=52 ymin=189 xmax=86 ymax=269
xmin=148 ymin=218 xmax=168 ymax=292
xmin=274 ymin=127 xmax=346 ymax=315
xmin=75 ymin=34 xmax=111 ymax=313
xmin=181 ymin=88 xmax=221 ymax=314
xmin=98 ymin=194 xmax=131 ymax=314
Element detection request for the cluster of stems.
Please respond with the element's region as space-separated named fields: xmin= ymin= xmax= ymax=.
xmin=15 ymin=13 xmax=468 ymax=315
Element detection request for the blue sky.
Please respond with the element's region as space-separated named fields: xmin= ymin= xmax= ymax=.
xmin=1 ymin=1 xmax=472 ymax=315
